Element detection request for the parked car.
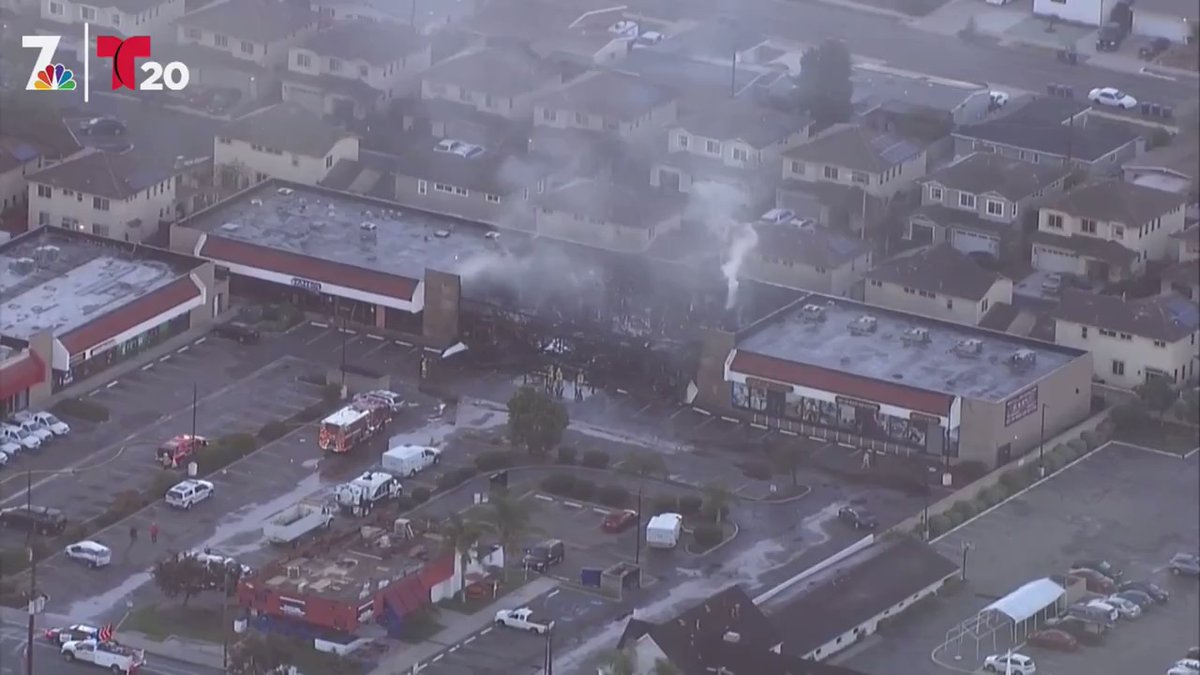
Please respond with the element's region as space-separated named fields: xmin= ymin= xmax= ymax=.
xmin=1085 ymin=599 xmax=1120 ymax=622
xmin=1072 ymin=559 xmax=1122 ymax=580
xmin=64 ymin=540 xmax=111 ymax=568
xmin=1046 ymin=617 xmax=1105 ymax=645
xmin=838 ymin=506 xmax=878 ymax=530
xmin=1187 ymin=647 xmax=1200 ymax=660
xmin=1139 ymin=37 xmax=1170 ymax=60
xmin=1169 ymin=553 xmax=1200 ymax=576
xmin=984 ymin=652 xmax=1036 ymax=674
xmin=1173 ymin=659 xmax=1200 ymax=673
xmin=1028 ymin=628 xmax=1079 ymax=652
xmin=1069 ymin=568 xmax=1117 ymax=593
xmin=1088 ymin=87 xmax=1138 ymax=109
xmin=0 ymin=505 xmax=67 ymax=535
xmin=8 ymin=414 xmax=53 ymax=444
xmin=1168 ymin=666 xmax=1199 ymax=675
xmin=522 ymin=539 xmax=565 ymax=572
xmin=355 ymin=390 xmax=405 ymax=413
xmin=760 ymin=208 xmax=795 ymax=224
xmin=1118 ymin=580 xmax=1169 ymax=603
xmin=0 ymin=439 xmax=20 ymax=459
xmin=212 ymin=321 xmax=260 ymax=344
xmin=1 ymin=424 xmax=40 ymax=450
xmin=44 ymin=624 xmax=99 ymax=646
xmin=1095 ymin=21 xmax=1126 ymax=51
xmin=31 ymin=411 xmax=70 ymax=436
xmin=165 ymin=479 xmax=215 ymax=509
xmin=1103 ymin=594 xmax=1142 ymax=618
xmin=1113 ymin=589 xmax=1153 ymax=610
xmin=602 ymin=509 xmax=638 ymax=533
xmin=79 ymin=116 xmax=126 ymax=136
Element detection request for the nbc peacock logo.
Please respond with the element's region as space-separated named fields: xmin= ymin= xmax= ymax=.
xmin=33 ymin=63 xmax=76 ymax=91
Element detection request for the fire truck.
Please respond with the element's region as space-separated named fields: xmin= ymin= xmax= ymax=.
xmin=318 ymin=399 xmax=391 ymax=453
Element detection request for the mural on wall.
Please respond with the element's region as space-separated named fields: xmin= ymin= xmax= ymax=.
xmin=1004 ymin=386 xmax=1039 ymax=427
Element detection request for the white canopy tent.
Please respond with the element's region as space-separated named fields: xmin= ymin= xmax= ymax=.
xmin=983 ymin=578 xmax=1065 ymax=623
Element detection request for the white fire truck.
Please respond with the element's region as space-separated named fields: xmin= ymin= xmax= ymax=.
xmin=317 ymin=398 xmax=391 ymax=453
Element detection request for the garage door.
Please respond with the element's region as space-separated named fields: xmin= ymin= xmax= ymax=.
xmin=1132 ymin=10 xmax=1189 ymax=41
xmin=950 ymin=229 xmax=999 ymax=256
xmin=1033 ymin=245 xmax=1078 ymax=274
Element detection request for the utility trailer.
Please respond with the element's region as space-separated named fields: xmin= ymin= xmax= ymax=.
xmin=263 ymin=500 xmax=333 ymax=544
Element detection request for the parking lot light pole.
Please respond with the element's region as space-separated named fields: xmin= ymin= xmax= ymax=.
xmin=25 ymin=469 xmax=36 ymax=675
xmin=1038 ymin=404 xmax=1047 ymax=478
xmin=340 ymin=316 xmax=348 ymax=390
xmin=191 ymin=382 xmax=198 ymax=442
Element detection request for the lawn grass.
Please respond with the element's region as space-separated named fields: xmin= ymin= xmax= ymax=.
xmin=437 ymin=570 xmax=530 ymax=615
xmin=122 ymin=601 xmax=231 ymax=643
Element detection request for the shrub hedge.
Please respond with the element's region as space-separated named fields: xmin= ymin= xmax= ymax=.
xmin=581 ymin=450 xmax=611 ymax=469
xmin=541 ymin=472 xmax=576 ymax=496
xmin=651 ymin=495 xmax=678 ymax=515
xmin=742 ymin=462 xmax=771 ymax=481
xmin=474 ymin=451 xmax=512 ymax=472
xmin=556 ymin=446 xmax=577 ymax=465
xmin=410 ymin=487 xmax=431 ymax=503
xmin=596 ymin=485 xmax=629 ymax=508
xmin=52 ymin=397 xmax=110 ymax=423
xmin=677 ymin=494 xmax=703 ymax=516
xmin=927 ymin=514 xmax=951 ymax=537
xmin=571 ymin=481 xmax=595 ymax=501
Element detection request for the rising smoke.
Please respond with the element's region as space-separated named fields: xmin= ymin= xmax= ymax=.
xmin=722 ymin=223 xmax=759 ymax=309
xmin=685 ymin=181 xmax=761 ymax=309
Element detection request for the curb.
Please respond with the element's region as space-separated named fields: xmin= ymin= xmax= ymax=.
xmin=684 ymin=520 xmax=741 ymax=557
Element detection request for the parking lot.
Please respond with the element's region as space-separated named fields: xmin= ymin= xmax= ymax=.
xmin=843 ymin=442 xmax=1200 ymax=675
xmin=420 ymin=585 xmax=614 ymax=675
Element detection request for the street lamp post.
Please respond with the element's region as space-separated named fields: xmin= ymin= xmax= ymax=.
xmin=1038 ymin=404 xmax=1047 ymax=478
xmin=340 ymin=315 xmax=348 ymax=390
xmin=25 ymin=469 xmax=36 ymax=675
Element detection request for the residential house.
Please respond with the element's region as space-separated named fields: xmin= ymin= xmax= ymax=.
xmin=1053 ymin=289 xmax=1199 ymax=387
xmin=1122 ymin=131 xmax=1199 ymax=196
xmin=532 ymin=71 xmax=677 ymax=142
xmin=418 ymin=46 xmax=565 ymax=121
xmin=953 ymin=98 xmax=1143 ymax=177
xmin=0 ymin=139 xmax=42 ymax=217
xmin=526 ymin=10 xmax=652 ymax=67
xmin=864 ymin=243 xmax=1013 ymax=326
xmin=908 ymin=152 xmax=1071 ymax=263
xmin=460 ymin=0 xmax=645 ymax=66
xmin=26 ymin=150 xmax=175 ymax=242
xmin=390 ymin=137 xmax=557 ymax=229
xmin=283 ymin=19 xmax=431 ymax=121
xmin=1163 ymin=225 xmax=1199 ymax=299
xmin=312 ymin=0 xmax=478 ymax=32
xmin=40 ymin=0 xmax=183 ymax=37
xmin=1033 ymin=0 xmax=1198 ymax=41
xmin=1032 ymin=180 xmax=1187 ymax=282
xmin=174 ymin=0 xmax=320 ymax=99
xmin=0 ymin=96 xmax=82 ymax=226
xmin=748 ymin=222 xmax=872 ymax=297
xmin=318 ymin=148 xmax=398 ymax=201
xmin=534 ymin=178 xmax=683 ymax=253
xmin=852 ymin=67 xmax=993 ymax=128
xmin=651 ymin=100 xmax=811 ymax=208
xmin=214 ymin=103 xmax=359 ymax=190
xmin=779 ymin=123 xmax=926 ymax=233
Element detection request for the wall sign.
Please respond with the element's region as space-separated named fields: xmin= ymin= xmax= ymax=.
xmin=1004 ymin=386 xmax=1039 ymax=427
xmin=745 ymin=376 xmax=790 ymax=393
xmin=291 ymin=277 xmax=322 ymax=294
xmin=87 ymin=339 xmax=117 ymax=359
xmin=835 ymin=395 xmax=881 ymax=413
xmin=909 ymin=412 xmax=941 ymax=426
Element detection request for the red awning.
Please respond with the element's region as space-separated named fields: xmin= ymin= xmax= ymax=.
xmin=60 ymin=277 xmax=201 ymax=355
xmin=200 ymin=236 xmax=419 ymax=302
xmin=0 ymin=350 xmax=46 ymax=399
xmin=729 ymin=350 xmax=953 ymax=416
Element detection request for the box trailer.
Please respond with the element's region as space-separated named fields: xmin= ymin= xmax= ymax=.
xmin=263 ymin=500 xmax=333 ymax=544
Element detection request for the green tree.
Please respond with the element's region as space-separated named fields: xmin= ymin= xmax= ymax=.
xmin=768 ymin=444 xmax=803 ymax=488
xmin=702 ymin=482 xmax=733 ymax=523
xmin=599 ymin=648 xmax=635 ymax=675
xmin=152 ymin=555 xmax=214 ymax=606
xmin=622 ymin=453 xmax=668 ymax=480
xmin=440 ymin=513 xmax=483 ymax=600
xmin=653 ymin=658 xmax=681 ymax=675
xmin=1137 ymin=377 xmax=1178 ymax=428
xmin=507 ymin=386 xmax=569 ymax=456
xmin=482 ymin=493 xmax=532 ymax=580
xmin=228 ymin=632 xmax=292 ymax=675
xmin=797 ymin=39 xmax=853 ymax=128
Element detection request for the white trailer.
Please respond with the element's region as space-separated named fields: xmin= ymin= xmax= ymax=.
xmin=646 ymin=513 xmax=683 ymax=549
xmin=334 ymin=471 xmax=404 ymax=516
xmin=263 ymin=501 xmax=333 ymax=544
xmin=61 ymin=639 xmax=145 ymax=673
xmin=381 ymin=443 xmax=442 ymax=477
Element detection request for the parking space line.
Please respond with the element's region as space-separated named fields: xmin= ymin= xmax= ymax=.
xmin=395 ymin=339 xmax=412 ymax=347
xmin=535 ymin=494 xmax=555 ymax=502
xmin=432 ymin=654 xmax=443 ymax=663
xmin=177 ymin=346 xmax=189 ymax=353
xmin=105 ymin=380 xmax=119 ymax=388
xmin=837 ymin=442 xmax=855 ymax=449
xmin=462 ymin=636 xmax=474 ymax=646
xmin=141 ymin=363 xmax=154 ymax=371
xmin=750 ymin=422 xmax=768 ymax=430
xmin=562 ymin=501 xmax=582 ymax=509
xmin=691 ymin=407 xmax=710 ymax=415
xmin=159 ymin=355 xmax=170 ymax=363
xmin=719 ymin=416 xmax=739 ymax=424
xmin=480 ymin=627 xmax=492 ymax=636
xmin=366 ymin=334 xmax=384 ymax=340
xmin=338 ymin=328 xmax=356 ymax=335
xmin=634 ymin=403 xmax=653 ymax=416
xmin=808 ymin=436 xmax=824 ymax=442
xmin=311 ymin=321 xmax=329 ymax=328
xmin=779 ymin=429 xmax=797 ymax=436
xmin=194 ymin=337 xmax=206 ymax=345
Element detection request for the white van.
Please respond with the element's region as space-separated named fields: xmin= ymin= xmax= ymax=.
xmin=646 ymin=513 xmax=683 ymax=549
xmin=381 ymin=444 xmax=441 ymax=477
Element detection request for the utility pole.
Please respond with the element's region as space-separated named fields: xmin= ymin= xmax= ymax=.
xmin=25 ymin=469 xmax=36 ymax=675
xmin=410 ymin=0 xmax=417 ymax=27
xmin=543 ymin=625 xmax=553 ymax=675
xmin=730 ymin=49 xmax=737 ymax=97
xmin=220 ymin=568 xmax=230 ymax=673
xmin=634 ymin=486 xmax=643 ymax=588
xmin=340 ymin=315 xmax=348 ymax=390
xmin=961 ymin=541 xmax=973 ymax=582
xmin=1038 ymin=404 xmax=1047 ymax=478
xmin=191 ymin=382 xmax=198 ymax=442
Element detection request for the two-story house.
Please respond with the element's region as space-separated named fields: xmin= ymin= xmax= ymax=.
xmin=312 ymin=0 xmax=478 ymax=32
xmin=534 ymin=178 xmax=684 ymax=253
xmin=214 ymin=103 xmax=359 ymax=190
xmin=0 ymin=104 xmax=82 ymax=219
xmin=778 ymin=123 xmax=926 ymax=234
xmin=282 ymin=19 xmax=431 ymax=121
xmin=864 ymin=243 xmax=1013 ymax=326
xmin=419 ymin=46 xmax=565 ymax=122
xmin=1053 ymin=289 xmax=1199 ymax=388
xmin=650 ymin=101 xmax=811 ymax=208
xmin=41 ymin=0 xmax=184 ymax=38
xmin=532 ymin=71 xmax=677 ymax=142
xmin=26 ymin=149 xmax=175 ymax=242
xmin=748 ymin=222 xmax=872 ymax=297
xmin=907 ymin=152 xmax=1072 ymax=263
xmin=174 ymin=0 xmax=319 ymax=100
xmin=1032 ymin=180 xmax=1188 ymax=282
xmin=1163 ymin=225 xmax=1199 ymax=299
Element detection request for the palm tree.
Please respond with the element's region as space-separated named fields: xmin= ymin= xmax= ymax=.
xmin=482 ymin=493 xmax=532 ymax=580
xmin=652 ymin=658 xmax=681 ymax=675
xmin=441 ymin=513 xmax=483 ymax=601
xmin=599 ymin=648 xmax=635 ymax=675
xmin=703 ymin=482 xmax=733 ymax=524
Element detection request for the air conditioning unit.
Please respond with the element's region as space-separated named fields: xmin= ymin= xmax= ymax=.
xmin=220 ymin=222 xmax=240 ymax=232
xmin=849 ymin=315 xmax=877 ymax=335
xmin=250 ymin=198 xmax=263 ymax=206
xmin=434 ymin=229 xmax=451 ymax=238
xmin=277 ymin=187 xmax=294 ymax=196
xmin=360 ymin=221 xmax=377 ymax=231
xmin=801 ymin=304 xmax=826 ymax=322
xmin=954 ymin=338 xmax=983 ymax=357
xmin=9 ymin=257 xmax=35 ymax=275
xmin=901 ymin=327 xmax=931 ymax=345
xmin=286 ymin=565 xmax=300 ymax=579
xmin=1008 ymin=349 xmax=1036 ymax=370
xmin=34 ymin=245 xmax=60 ymax=265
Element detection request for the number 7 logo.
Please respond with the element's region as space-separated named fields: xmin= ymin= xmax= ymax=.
xmin=22 ymin=35 xmax=75 ymax=91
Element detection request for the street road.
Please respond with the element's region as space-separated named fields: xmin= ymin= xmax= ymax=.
xmin=634 ymin=0 xmax=1198 ymax=108
xmin=0 ymin=624 xmax=219 ymax=675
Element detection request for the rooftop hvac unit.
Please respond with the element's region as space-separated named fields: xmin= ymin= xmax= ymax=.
xmin=286 ymin=565 xmax=300 ymax=579
xmin=250 ymin=198 xmax=263 ymax=206
xmin=220 ymin=223 xmax=240 ymax=232
xmin=8 ymin=257 xmax=34 ymax=275
xmin=360 ymin=221 xmax=377 ymax=231
xmin=311 ymin=221 xmax=325 ymax=229
xmin=434 ymin=229 xmax=451 ymax=238
xmin=277 ymin=187 xmax=294 ymax=196
xmin=801 ymin=304 xmax=826 ymax=322
xmin=954 ymin=338 xmax=983 ymax=357
xmin=901 ymin=327 xmax=931 ymax=345
xmin=34 ymin=245 xmax=61 ymax=266
xmin=296 ymin=582 xmax=308 ymax=594
xmin=1008 ymin=349 xmax=1037 ymax=370
xmin=849 ymin=315 xmax=877 ymax=335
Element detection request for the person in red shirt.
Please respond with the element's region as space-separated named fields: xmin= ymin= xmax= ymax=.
xmin=149 ymin=522 xmax=159 ymax=544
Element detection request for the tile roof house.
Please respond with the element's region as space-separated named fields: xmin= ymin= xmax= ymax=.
xmin=534 ymin=178 xmax=684 ymax=253
xmin=1032 ymin=180 xmax=1187 ymax=283
xmin=748 ymin=223 xmax=872 ymax=297
xmin=908 ymin=152 xmax=1071 ymax=263
xmin=864 ymin=243 xmax=1013 ymax=326
xmin=1052 ymin=290 xmax=1199 ymax=388
xmin=419 ymin=45 xmax=566 ymax=121
xmin=533 ymin=71 xmax=678 ymax=142
xmin=214 ymin=103 xmax=360 ymax=190
xmin=282 ymin=19 xmax=432 ymax=121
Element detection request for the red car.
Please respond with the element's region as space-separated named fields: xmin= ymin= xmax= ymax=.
xmin=1069 ymin=568 xmax=1116 ymax=594
xmin=157 ymin=434 xmax=209 ymax=468
xmin=1029 ymin=628 xmax=1079 ymax=652
xmin=602 ymin=510 xmax=637 ymax=533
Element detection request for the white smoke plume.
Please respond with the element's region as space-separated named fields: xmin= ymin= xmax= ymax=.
xmin=722 ymin=222 xmax=759 ymax=309
xmin=685 ymin=181 xmax=760 ymax=309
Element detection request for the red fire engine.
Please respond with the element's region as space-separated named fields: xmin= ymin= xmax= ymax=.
xmin=157 ymin=435 xmax=210 ymax=468
xmin=318 ymin=399 xmax=391 ymax=453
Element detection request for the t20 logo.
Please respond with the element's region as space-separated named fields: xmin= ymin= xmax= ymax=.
xmin=96 ymin=35 xmax=190 ymax=91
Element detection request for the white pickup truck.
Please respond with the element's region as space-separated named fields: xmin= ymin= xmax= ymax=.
xmin=262 ymin=501 xmax=333 ymax=544
xmin=495 ymin=607 xmax=554 ymax=635
xmin=61 ymin=639 xmax=145 ymax=673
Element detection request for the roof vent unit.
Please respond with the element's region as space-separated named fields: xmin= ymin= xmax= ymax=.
xmin=954 ymin=338 xmax=983 ymax=357
xmin=9 ymin=257 xmax=35 ymax=275
xmin=723 ymin=631 xmax=741 ymax=644
xmin=34 ymin=245 xmax=60 ymax=265
xmin=901 ymin=327 xmax=931 ymax=345
xmin=1008 ymin=349 xmax=1037 ymax=371
xmin=433 ymin=229 xmax=451 ymax=238
xmin=849 ymin=315 xmax=877 ymax=335
xmin=277 ymin=187 xmax=294 ymax=196
xmin=360 ymin=221 xmax=377 ymax=231
xmin=220 ymin=223 xmax=240 ymax=232
xmin=286 ymin=565 xmax=301 ymax=579
xmin=800 ymin=304 xmax=826 ymax=322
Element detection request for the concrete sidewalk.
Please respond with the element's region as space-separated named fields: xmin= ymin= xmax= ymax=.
xmin=368 ymin=577 xmax=560 ymax=675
